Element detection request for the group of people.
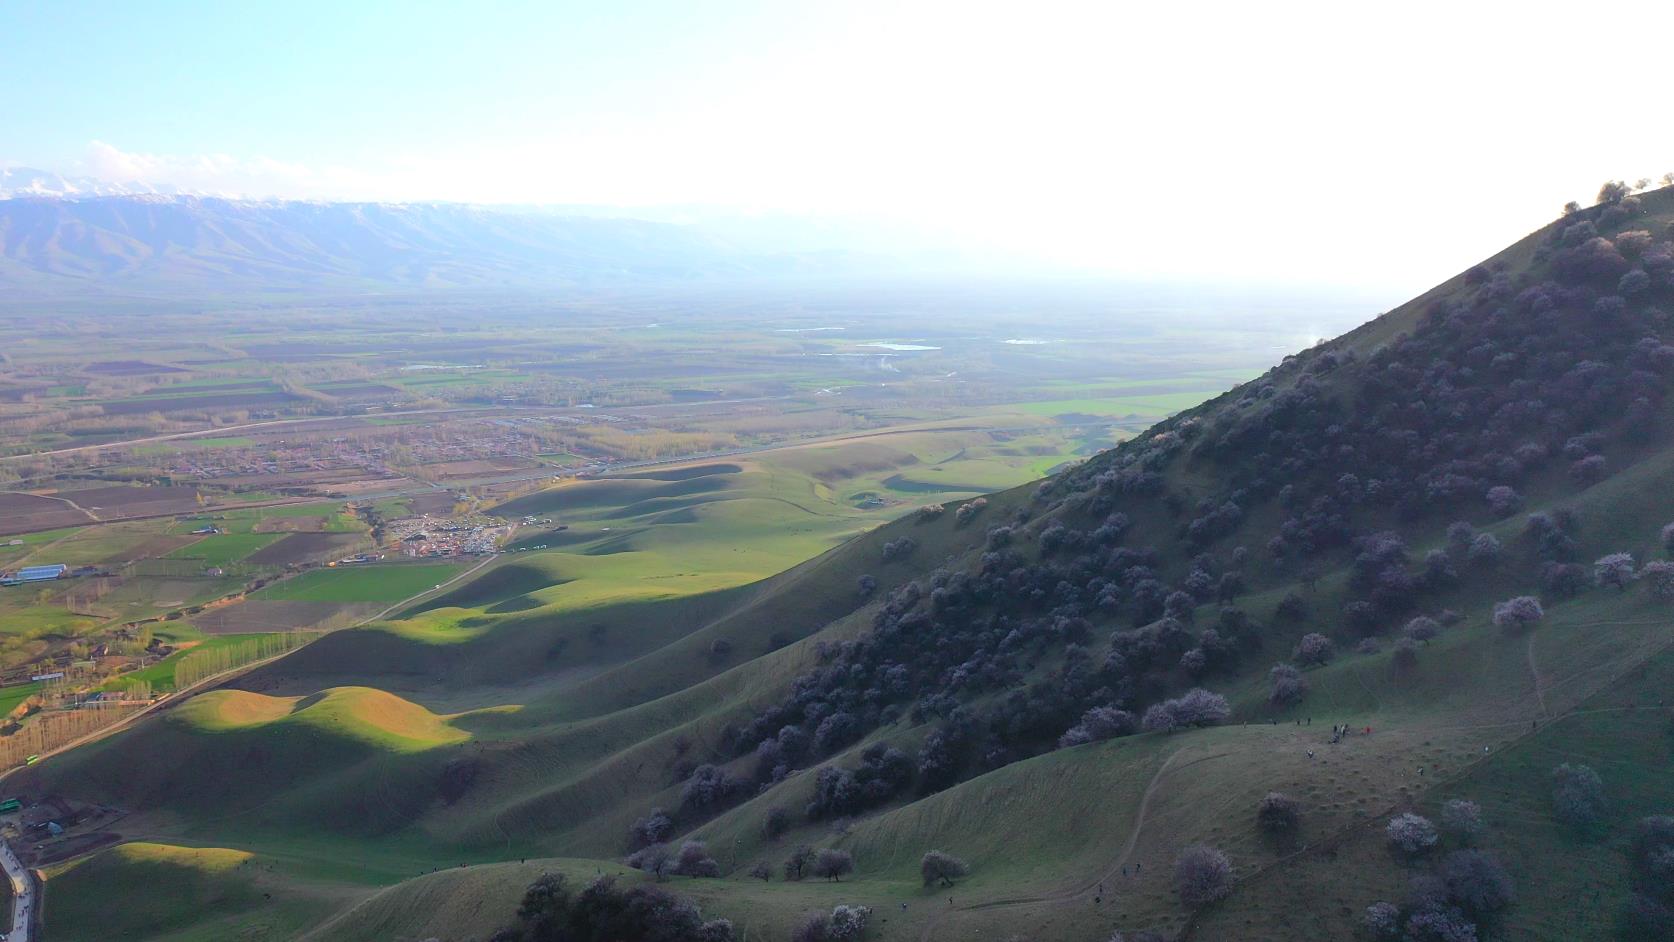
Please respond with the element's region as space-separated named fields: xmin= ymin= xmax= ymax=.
xmin=1329 ymin=722 xmax=1371 ymax=744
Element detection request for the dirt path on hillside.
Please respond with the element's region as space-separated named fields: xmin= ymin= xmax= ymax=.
xmin=1527 ymin=635 xmax=1550 ymax=719
xmin=916 ymin=748 xmax=1227 ymax=941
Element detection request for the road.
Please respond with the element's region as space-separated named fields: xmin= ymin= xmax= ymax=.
xmin=0 ymin=834 xmax=32 ymax=942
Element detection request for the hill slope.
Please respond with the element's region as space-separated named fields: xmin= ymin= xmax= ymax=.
xmin=22 ymin=186 xmax=1674 ymax=942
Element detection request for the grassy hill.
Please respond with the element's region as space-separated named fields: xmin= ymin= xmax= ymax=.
xmin=22 ymin=186 xmax=1674 ymax=941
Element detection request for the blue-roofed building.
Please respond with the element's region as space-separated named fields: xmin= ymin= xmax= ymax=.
xmin=1 ymin=564 xmax=67 ymax=586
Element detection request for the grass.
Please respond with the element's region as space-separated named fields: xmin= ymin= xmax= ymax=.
xmin=0 ymin=681 xmax=41 ymax=717
xmin=45 ymin=841 xmax=341 ymax=942
xmin=249 ymin=563 xmax=466 ymax=602
xmin=164 ymin=533 xmax=282 ymax=567
xmin=177 ymin=687 xmax=471 ymax=752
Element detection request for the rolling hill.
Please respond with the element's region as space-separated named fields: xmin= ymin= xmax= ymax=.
xmin=21 ymin=185 xmax=1674 ymax=941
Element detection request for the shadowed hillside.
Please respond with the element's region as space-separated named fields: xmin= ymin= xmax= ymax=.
xmin=26 ymin=185 xmax=1674 ymax=941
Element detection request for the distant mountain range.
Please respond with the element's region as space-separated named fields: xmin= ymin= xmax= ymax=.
xmin=0 ymin=166 xmax=200 ymax=200
xmin=0 ymin=174 xmax=889 ymax=298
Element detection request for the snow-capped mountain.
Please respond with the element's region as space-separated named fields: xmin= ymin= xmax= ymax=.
xmin=0 ymin=166 xmax=206 ymax=200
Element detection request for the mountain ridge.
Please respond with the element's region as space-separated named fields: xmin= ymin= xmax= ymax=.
xmin=0 ymin=193 xmax=878 ymax=296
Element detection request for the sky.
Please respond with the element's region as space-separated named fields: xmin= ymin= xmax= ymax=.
xmin=3 ymin=0 xmax=1673 ymax=293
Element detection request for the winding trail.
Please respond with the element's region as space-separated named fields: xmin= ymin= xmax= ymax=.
xmin=1527 ymin=634 xmax=1550 ymax=719
xmin=917 ymin=748 xmax=1226 ymax=940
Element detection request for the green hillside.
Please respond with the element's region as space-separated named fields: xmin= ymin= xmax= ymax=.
xmin=24 ymin=186 xmax=1674 ymax=941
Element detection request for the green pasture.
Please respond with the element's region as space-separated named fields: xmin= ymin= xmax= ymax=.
xmin=249 ymin=564 xmax=466 ymax=603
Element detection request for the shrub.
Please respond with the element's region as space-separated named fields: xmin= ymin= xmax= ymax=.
xmin=763 ymin=806 xmax=792 ymax=840
xmin=675 ymin=841 xmax=720 ymax=877
xmin=1491 ymin=596 xmax=1543 ymax=632
xmin=1403 ymin=905 xmax=1479 ymax=942
xmin=856 ymin=574 xmax=877 ymax=598
xmin=629 ymin=807 xmax=673 ymax=850
xmin=1599 ymin=180 xmax=1632 ymax=203
xmin=1631 ymin=815 xmax=1674 ymax=889
xmin=920 ymin=849 xmax=970 ymax=887
xmin=1541 ymin=562 xmax=1589 ymax=598
xmin=627 ymin=843 xmax=675 ymax=880
xmin=1293 ymin=632 xmax=1334 ymax=667
xmin=1275 ymin=591 xmax=1308 ymax=621
xmin=1595 ymin=552 xmax=1637 ymax=590
xmin=783 ymin=844 xmax=815 ymax=881
xmin=1173 ymin=844 xmax=1232 ymax=907
xmin=918 ymin=503 xmax=945 ymax=520
xmin=1387 ymin=813 xmax=1439 ymax=856
xmin=1268 ymin=663 xmax=1307 ymax=706
xmin=1363 ymin=901 xmax=1401 ymax=939
xmin=1571 ymin=454 xmax=1608 ymax=484
xmin=497 ymin=873 xmax=734 ymax=942
xmin=1059 ymin=705 xmax=1137 ymax=748
xmin=749 ymin=861 xmax=772 ymax=881
xmin=813 ymin=848 xmax=854 ymax=881
xmin=1440 ymin=799 xmax=1484 ymax=842
xmin=955 ymin=497 xmax=987 ymax=525
xmin=1552 ymin=763 xmax=1608 ymax=827
xmin=1642 ymin=561 xmax=1674 ymax=600
xmin=1256 ymin=791 xmax=1301 ymax=834
xmin=1160 ymin=687 xmax=1231 ymax=728
xmin=881 ymin=537 xmax=917 ymax=562
xmin=1440 ymin=849 xmax=1515 ymax=917
xmin=1466 ymin=533 xmax=1502 ymax=565
xmin=1485 ymin=485 xmax=1522 ymax=516
xmin=1403 ymin=616 xmax=1441 ymax=643
xmin=791 ymin=905 xmax=870 ymax=942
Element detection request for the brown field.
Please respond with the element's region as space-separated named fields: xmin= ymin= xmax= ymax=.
xmin=406 ymin=491 xmax=462 ymax=515
xmin=420 ymin=458 xmax=540 ymax=480
xmin=243 ymin=532 xmax=365 ymax=567
xmin=0 ymin=492 xmax=92 ymax=533
xmin=191 ymin=599 xmax=377 ymax=634
xmin=251 ymin=514 xmax=331 ymax=533
xmin=57 ymin=485 xmax=206 ymax=516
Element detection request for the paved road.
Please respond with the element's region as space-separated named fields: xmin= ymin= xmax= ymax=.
xmin=0 ymin=835 xmax=32 ymax=942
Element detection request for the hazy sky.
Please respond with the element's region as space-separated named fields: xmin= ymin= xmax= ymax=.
xmin=4 ymin=0 xmax=1673 ymax=292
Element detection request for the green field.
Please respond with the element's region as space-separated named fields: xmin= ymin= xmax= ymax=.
xmin=164 ymin=533 xmax=282 ymax=567
xmin=249 ymin=563 xmax=466 ymax=603
xmin=102 ymin=633 xmax=277 ymax=695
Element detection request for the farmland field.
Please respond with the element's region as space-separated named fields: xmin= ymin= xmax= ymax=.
xmin=249 ymin=563 xmax=467 ymax=602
